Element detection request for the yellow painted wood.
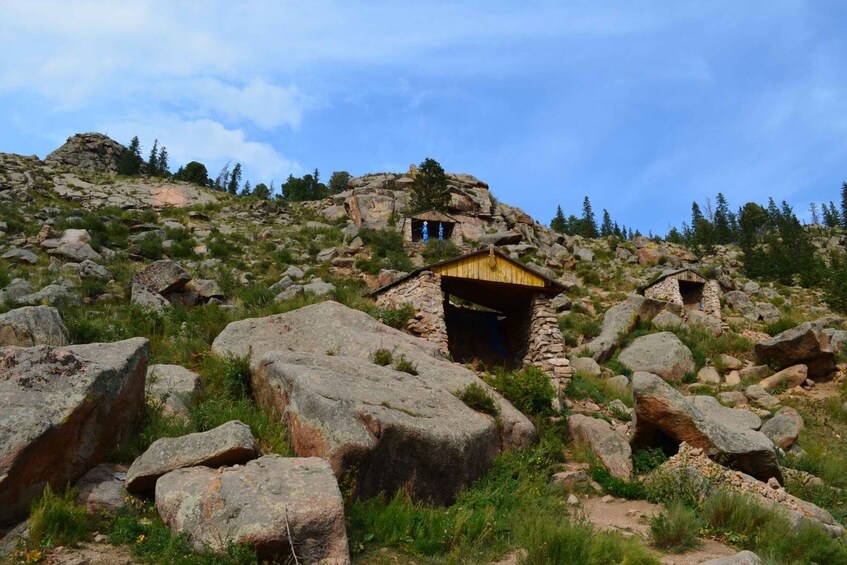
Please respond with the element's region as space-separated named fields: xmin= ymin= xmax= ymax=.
xmin=432 ymin=254 xmax=545 ymax=287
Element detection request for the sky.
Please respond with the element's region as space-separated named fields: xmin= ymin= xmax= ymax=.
xmin=2 ymin=1 xmax=847 ymax=235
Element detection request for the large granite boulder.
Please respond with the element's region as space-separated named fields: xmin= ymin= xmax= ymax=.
xmin=126 ymin=420 xmax=258 ymax=493
xmin=568 ymin=414 xmax=632 ymax=480
xmin=753 ymin=323 xmax=836 ymax=379
xmin=44 ymin=133 xmax=125 ymax=173
xmin=0 ymin=338 xmax=149 ymax=523
xmin=631 ymin=372 xmax=781 ymax=483
xmin=131 ymin=260 xmax=191 ymax=295
xmin=618 ymin=332 xmax=695 ymax=382
xmin=156 ymin=456 xmax=350 ymax=564
xmin=760 ymin=407 xmax=804 ymax=449
xmin=212 ymin=301 xmax=536 ymax=504
xmin=581 ymin=297 xmax=641 ymax=362
xmin=0 ymin=306 xmax=69 ymax=347
xmin=146 ymin=364 xmax=201 ymax=418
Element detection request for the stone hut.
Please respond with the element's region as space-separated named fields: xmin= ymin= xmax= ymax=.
xmin=641 ymin=268 xmax=721 ymax=321
xmin=401 ymin=210 xmax=464 ymax=246
xmin=373 ymin=247 xmax=572 ymax=386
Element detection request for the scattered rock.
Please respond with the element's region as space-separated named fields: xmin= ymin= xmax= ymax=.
xmin=0 ymin=279 xmax=33 ymax=305
xmin=618 ymin=332 xmax=695 ymax=382
xmin=146 ymin=364 xmax=202 ymax=418
xmin=0 ymin=306 xmax=69 ymax=347
xmin=759 ymin=364 xmax=807 ymax=391
xmin=0 ymin=338 xmax=149 ymax=523
xmin=702 ymin=550 xmax=762 ymax=564
xmin=690 ymin=395 xmax=761 ymax=431
xmin=720 ymin=354 xmax=744 ymax=371
xmin=132 ymin=260 xmax=192 ymax=295
xmin=303 ymin=280 xmax=335 ymax=296
xmin=697 ymin=366 xmax=721 ymax=385
xmin=274 ymin=285 xmax=304 ymax=302
xmin=652 ymin=310 xmax=685 ymax=330
xmin=760 ymin=407 xmax=804 ymax=449
xmin=126 ymin=421 xmax=258 ymax=493
xmin=131 ymin=283 xmax=170 ymax=313
xmin=744 ymin=385 xmax=781 ymax=410
xmin=571 ymin=357 xmax=602 ymax=378
xmin=551 ymin=470 xmax=589 ymax=488
xmin=78 ymin=259 xmax=112 ymax=280
xmin=187 ymin=279 xmax=225 ymax=302
xmin=739 ymin=365 xmax=769 ymax=381
xmin=631 ymin=372 xmax=782 ymax=483
xmin=155 ymin=456 xmax=350 ymax=563
xmin=568 ymin=414 xmax=632 ymax=480
xmin=76 ymin=464 xmax=127 ymax=515
xmin=51 ymin=242 xmax=102 ymax=263
xmin=1 ymin=248 xmax=37 ymax=265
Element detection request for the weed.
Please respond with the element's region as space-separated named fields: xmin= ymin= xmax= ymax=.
xmin=138 ymin=232 xmax=164 ymax=260
xmin=378 ymin=303 xmax=416 ymax=329
xmin=590 ymin=467 xmax=645 ymax=500
xmin=632 ymin=447 xmax=668 ymax=475
xmin=650 ymin=500 xmax=702 ymax=553
xmin=394 ymin=354 xmax=418 ymax=375
xmin=28 ymin=484 xmax=89 ymax=549
xmin=421 ymin=239 xmax=460 ymax=263
xmin=370 ymin=348 xmax=394 ymax=366
xmin=455 ymin=382 xmax=499 ymax=416
xmin=484 ymin=365 xmax=555 ymax=416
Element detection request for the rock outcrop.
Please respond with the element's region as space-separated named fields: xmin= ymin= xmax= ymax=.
xmin=156 ymin=456 xmax=350 ymax=563
xmin=568 ymin=414 xmax=632 ymax=480
xmin=0 ymin=306 xmax=69 ymax=347
xmin=753 ymin=323 xmax=836 ymax=380
xmin=618 ymin=332 xmax=695 ymax=382
xmin=44 ymin=133 xmax=126 ymax=173
xmin=631 ymin=372 xmax=781 ymax=484
xmin=212 ymin=301 xmax=536 ymax=504
xmin=0 ymin=338 xmax=149 ymax=523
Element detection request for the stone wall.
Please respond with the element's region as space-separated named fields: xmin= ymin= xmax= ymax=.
xmin=375 ymin=271 xmax=448 ymax=354
xmin=702 ymin=280 xmax=722 ymax=321
xmin=644 ymin=278 xmax=683 ymax=305
xmin=522 ymin=294 xmax=572 ymax=388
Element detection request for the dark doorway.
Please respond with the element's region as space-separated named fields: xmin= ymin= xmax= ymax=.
xmin=679 ymin=280 xmax=705 ymax=312
xmin=411 ymin=219 xmax=454 ymax=242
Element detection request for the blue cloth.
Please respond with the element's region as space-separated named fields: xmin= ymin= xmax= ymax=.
xmin=438 ymin=223 xmax=444 ymax=240
xmin=422 ymin=221 xmax=429 ymax=242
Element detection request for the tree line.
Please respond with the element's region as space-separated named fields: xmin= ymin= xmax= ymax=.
xmin=117 ymin=136 xmax=351 ymax=201
xmin=550 ymin=197 xmax=639 ymax=240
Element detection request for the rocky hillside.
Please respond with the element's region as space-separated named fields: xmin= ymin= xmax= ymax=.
xmin=1 ymin=133 xmax=847 ymax=564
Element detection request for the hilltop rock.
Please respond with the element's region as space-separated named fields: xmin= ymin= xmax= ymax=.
xmin=156 ymin=456 xmax=350 ymax=563
xmin=0 ymin=338 xmax=149 ymax=523
xmin=618 ymin=332 xmax=695 ymax=382
xmin=45 ymin=133 xmax=125 ymax=173
xmin=126 ymin=421 xmax=258 ymax=493
xmin=631 ymin=372 xmax=782 ymax=483
xmin=753 ymin=322 xmax=836 ymax=380
xmin=0 ymin=306 xmax=69 ymax=347
xmin=212 ymin=301 xmax=536 ymax=504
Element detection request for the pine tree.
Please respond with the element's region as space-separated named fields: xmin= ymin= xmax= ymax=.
xmin=156 ymin=146 xmax=169 ymax=176
xmin=328 ymin=171 xmax=351 ymax=194
xmin=240 ymin=180 xmax=252 ymax=197
xmin=691 ymin=202 xmax=704 ymax=226
xmin=579 ymin=196 xmax=598 ymax=238
xmin=214 ymin=162 xmax=230 ymax=192
xmin=117 ymin=136 xmax=143 ymax=176
xmin=810 ymin=202 xmax=820 ymax=226
xmin=713 ymin=193 xmax=733 ymax=244
xmin=147 ymin=139 xmax=159 ymax=175
xmin=410 ymin=158 xmax=450 ymax=213
xmin=551 ymin=205 xmax=567 ymax=233
xmin=227 ymin=163 xmax=242 ymax=195
xmin=252 ymin=182 xmax=270 ymax=200
xmin=600 ymin=209 xmax=613 ymax=237
xmin=841 ymin=182 xmax=847 ymax=228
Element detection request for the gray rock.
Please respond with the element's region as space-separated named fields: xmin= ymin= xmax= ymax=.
xmin=550 ymin=293 xmax=572 ymax=312
xmin=571 ymin=357 xmax=602 ymax=378
xmin=76 ymin=464 xmax=126 ymax=515
xmin=78 ymin=259 xmax=112 ymax=280
xmin=609 ymin=399 xmax=632 ymax=418
xmin=742 ymin=282 xmax=760 ymax=295
xmin=15 ymin=282 xmax=78 ymax=306
xmin=631 ymin=372 xmax=782 ymax=483
xmin=754 ymin=302 xmax=781 ymax=324
xmin=825 ymin=329 xmax=847 ymax=354
xmin=0 ymin=279 xmax=33 ymax=305
xmin=187 ymin=279 xmax=224 ymax=301
xmin=44 ymin=133 xmax=126 ymax=173
xmin=702 ymin=550 xmax=762 ymax=564
xmin=607 ymin=374 xmax=630 ymax=393
xmin=582 ymin=297 xmax=641 ymax=362
xmin=724 ymin=291 xmax=757 ymax=319
xmin=269 ymin=275 xmax=294 ymax=293
xmin=718 ymin=391 xmax=748 ymax=407
xmin=212 ymin=301 xmax=536 ymax=504
xmin=274 ymin=284 xmax=304 ymax=302
xmin=688 ymin=309 xmax=723 ymax=335
xmin=568 ymin=414 xmax=632 ymax=480
xmin=759 ymin=364 xmax=807 ymax=391
xmin=697 ymin=366 xmax=721 ymax=385
xmin=653 ymin=310 xmax=685 ymax=331
xmin=573 ymin=246 xmax=594 ymax=262
xmin=753 ymin=322 xmax=836 ymax=380
xmin=744 ymin=385 xmax=781 ymax=410
xmin=303 ymin=280 xmax=335 ymax=296
xmin=0 ymin=306 xmax=69 ymax=347
xmin=283 ymin=265 xmax=305 ymax=280
xmin=156 ymin=456 xmax=350 ymax=563
xmin=478 ymin=231 xmax=522 ymax=246
xmin=132 ymin=260 xmax=191 ymax=295
xmin=760 ymin=407 xmax=804 ymax=449
xmin=126 ymin=421 xmax=258 ymax=493
xmin=739 ymin=364 xmax=769 ymax=381
xmin=131 ymin=283 xmax=170 ymax=313
xmin=618 ymin=332 xmax=695 ymax=382
xmin=0 ymin=338 xmax=149 ymax=523
xmin=719 ymin=354 xmax=744 ymax=371
xmin=691 ymin=395 xmax=761 ymax=430
xmin=147 ymin=364 xmax=202 ymax=418
xmin=50 ymin=242 xmax=102 ymax=263
xmin=1 ymin=248 xmax=37 ymax=265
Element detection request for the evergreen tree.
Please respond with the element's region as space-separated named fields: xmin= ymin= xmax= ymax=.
xmin=691 ymin=202 xmax=704 ymax=227
xmin=810 ymin=202 xmax=820 ymax=226
xmin=147 ymin=139 xmax=159 ymax=175
xmin=713 ymin=193 xmax=733 ymax=244
xmin=841 ymin=182 xmax=847 ymax=227
xmin=252 ymin=182 xmax=270 ymax=200
xmin=240 ymin=180 xmax=252 ymax=197
xmin=627 ymin=227 xmax=634 ymax=240
xmin=578 ymin=196 xmax=598 ymax=238
xmin=613 ymin=222 xmax=622 ymax=238
xmin=328 ymin=171 xmax=351 ymax=194
xmin=227 ymin=162 xmax=242 ymax=195
xmin=600 ymin=209 xmax=613 ymax=237
xmin=117 ymin=136 xmax=143 ymax=176
xmin=156 ymin=146 xmax=169 ymax=177
xmin=410 ymin=158 xmax=450 ymax=213
xmin=173 ymin=161 xmax=209 ymax=186
xmin=551 ymin=205 xmax=567 ymax=233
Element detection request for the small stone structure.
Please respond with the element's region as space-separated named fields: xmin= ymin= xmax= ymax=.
xmin=401 ymin=210 xmax=465 ymax=246
xmin=642 ymin=268 xmax=721 ymax=321
xmin=374 ymin=248 xmax=572 ymax=388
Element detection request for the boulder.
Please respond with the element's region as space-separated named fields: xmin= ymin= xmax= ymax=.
xmin=131 ymin=283 xmax=170 ymax=313
xmin=0 ymin=338 xmax=148 ymax=523
xmin=688 ymin=310 xmax=722 ymax=335
xmin=212 ymin=301 xmax=536 ymax=504
xmin=44 ymin=132 xmax=126 ymax=173
xmin=744 ymin=385 xmax=781 ymax=410
xmin=754 ymin=302 xmax=781 ymax=324
xmin=697 ymin=366 xmax=721 ymax=385
xmin=126 ymin=421 xmax=258 ymax=493
xmin=724 ymin=291 xmax=757 ymax=319
xmin=760 ymin=407 xmax=804 ymax=449
xmin=131 ymin=260 xmax=192 ymax=295
xmin=274 ymin=285 xmax=304 ymax=302
xmin=758 ymin=364 xmax=807 ymax=392
xmin=690 ymin=396 xmax=761 ymax=431
xmin=478 ymin=232 xmax=522 ymax=246
xmin=78 ymin=259 xmax=112 ymax=280
xmin=652 ymin=311 xmax=685 ymax=331
xmin=720 ymin=354 xmax=744 ymax=371
xmin=15 ymin=282 xmax=79 ymax=307
xmin=0 ymin=306 xmax=69 ymax=347
xmin=739 ymin=364 xmax=769 ymax=381
xmin=570 ymin=357 xmax=602 ymax=378
xmin=753 ymin=323 xmax=836 ymax=380
xmin=702 ymin=551 xmax=762 ymax=565
xmin=146 ymin=364 xmax=202 ymax=418
xmin=50 ymin=242 xmax=102 ymax=263
xmin=631 ymin=372 xmax=781 ymax=483
xmin=0 ymin=279 xmax=33 ymax=305
xmin=568 ymin=414 xmax=632 ymax=480
xmin=582 ymin=297 xmax=640 ymax=362
xmin=156 ymin=456 xmax=350 ymax=563
xmin=303 ymin=280 xmax=335 ymax=296
xmin=618 ymin=332 xmax=695 ymax=382
xmin=186 ymin=279 xmax=225 ymax=301
xmin=1 ymin=248 xmax=37 ymax=265
xmin=76 ymin=464 xmax=127 ymax=515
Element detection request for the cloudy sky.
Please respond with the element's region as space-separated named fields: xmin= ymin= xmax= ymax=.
xmin=2 ymin=1 xmax=846 ymax=234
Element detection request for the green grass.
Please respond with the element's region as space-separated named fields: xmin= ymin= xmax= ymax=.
xmin=567 ymin=372 xmax=634 ymax=408
xmin=455 ymin=382 xmax=500 ymax=416
xmin=394 ymin=354 xmax=418 ymax=375
xmin=28 ymin=485 xmax=89 ymax=550
xmin=650 ymin=500 xmax=702 ymax=553
xmin=666 ymin=325 xmax=753 ymax=370
xmin=370 ymin=348 xmax=393 ymax=366
xmin=484 ymin=365 xmax=555 ymax=416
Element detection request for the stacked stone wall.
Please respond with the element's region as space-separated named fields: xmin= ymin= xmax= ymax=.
xmin=644 ymin=278 xmax=683 ymax=305
xmin=522 ymin=294 xmax=572 ymax=389
xmin=702 ymin=280 xmax=722 ymax=321
xmin=375 ymin=271 xmax=448 ymax=354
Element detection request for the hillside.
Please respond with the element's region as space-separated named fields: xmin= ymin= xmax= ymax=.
xmin=1 ymin=133 xmax=846 ymax=564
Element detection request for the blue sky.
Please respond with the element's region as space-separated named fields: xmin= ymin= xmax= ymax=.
xmin=2 ymin=1 xmax=846 ymax=235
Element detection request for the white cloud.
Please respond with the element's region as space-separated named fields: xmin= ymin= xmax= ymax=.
xmin=101 ymin=115 xmax=300 ymax=183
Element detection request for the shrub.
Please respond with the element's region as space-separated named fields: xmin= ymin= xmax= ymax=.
xmin=370 ymin=348 xmax=393 ymax=366
xmin=650 ymin=500 xmax=702 ymax=553
xmin=378 ymin=303 xmax=415 ymax=329
xmin=643 ymin=465 xmax=710 ymax=507
xmin=763 ymin=316 xmax=803 ymax=337
xmin=421 ymin=239 xmax=460 ymax=263
xmin=138 ymin=232 xmax=163 ymax=260
xmin=633 ymin=447 xmax=668 ymax=475
xmin=28 ymin=484 xmax=89 ymax=549
xmin=485 ymin=365 xmax=555 ymax=416
xmin=455 ymin=382 xmax=499 ymax=416
xmin=590 ymin=467 xmax=645 ymax=500
xmin=394 ymin=354 xmax=418 ymax=375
